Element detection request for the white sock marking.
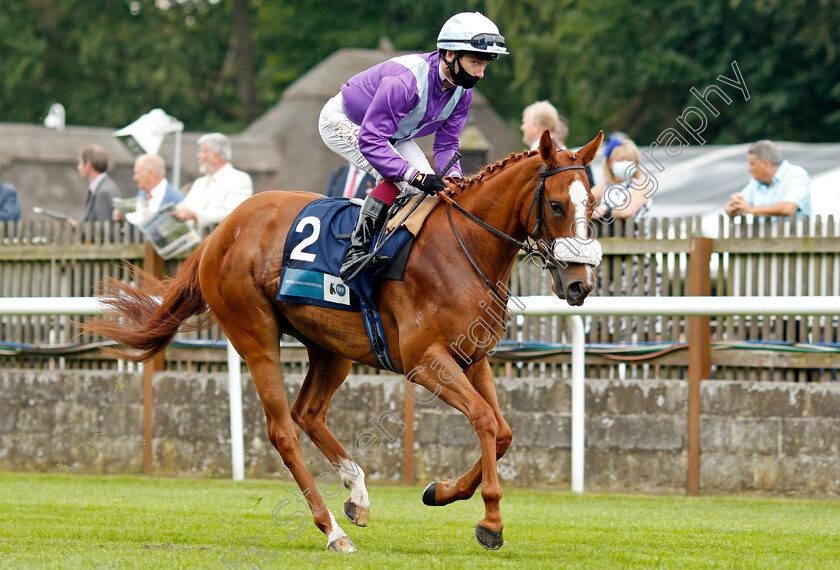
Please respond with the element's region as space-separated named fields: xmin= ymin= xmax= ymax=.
xmin=337 ymin=457 xmax=369 ymax=507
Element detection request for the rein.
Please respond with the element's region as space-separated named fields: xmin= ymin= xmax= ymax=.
xmin=437 ymin=163 xmax=587 ymax=302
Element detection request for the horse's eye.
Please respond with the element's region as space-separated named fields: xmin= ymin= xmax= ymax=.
xmin=549 ymin=201 xmax=566 ymax=215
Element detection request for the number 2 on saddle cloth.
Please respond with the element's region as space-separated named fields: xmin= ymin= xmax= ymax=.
xmin=276 ymin=196 xmax=415 ymax=311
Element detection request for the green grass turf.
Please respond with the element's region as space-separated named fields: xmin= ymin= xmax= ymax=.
xmin=1 ymin=471 xmax=839 ymax=569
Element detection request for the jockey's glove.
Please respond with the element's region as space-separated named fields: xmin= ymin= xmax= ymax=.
xmin=410 ymin=173 xmax=446 ymax=196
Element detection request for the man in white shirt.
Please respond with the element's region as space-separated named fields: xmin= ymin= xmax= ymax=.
xmin=173 ymin=133 xmax=253 ymax=232
xmin=115 ymin=154 xmax=183 ymax=224
xmin=521 ymin=100 xmax=566 ymax=150
xmin=521 ymin=100 xmax=593 ymax=186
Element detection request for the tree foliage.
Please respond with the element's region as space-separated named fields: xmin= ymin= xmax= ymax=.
xmin=0 ymin=0 xmax=837 ymax=145
xmin=491 ymin=0 xmax=840 ymax=145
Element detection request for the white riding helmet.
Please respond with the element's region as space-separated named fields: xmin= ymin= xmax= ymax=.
xmin=437 ymin=12 xmax=509 ymax=58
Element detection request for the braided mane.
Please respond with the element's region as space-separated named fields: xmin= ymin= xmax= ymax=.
xmin=450 ymin=150 xmax=540 ymax=194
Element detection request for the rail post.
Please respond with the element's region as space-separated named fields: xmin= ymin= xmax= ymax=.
xmin=142 ymin=242 xmax=166 ymax=475
xmin=687 ymin=237 xmax=712 ymax=495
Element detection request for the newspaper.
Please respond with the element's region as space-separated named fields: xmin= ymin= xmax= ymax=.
xmin=135 ymin=203 xmax=201 ymax=259
xmin=32 ymin=206 xmax=71 ymax=221
xmin=113 ymin=197 xmax=138 ymax=217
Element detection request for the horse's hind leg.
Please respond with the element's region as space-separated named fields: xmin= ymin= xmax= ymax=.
xmin=291 ymin=344 xmax=370 ymax=527
xmin=423 ymin=357 xmax=512 ymax=508
xmin=205 ymin=290 xmax=355 ymax=551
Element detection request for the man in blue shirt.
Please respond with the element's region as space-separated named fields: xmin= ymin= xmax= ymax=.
xmin=0 ymin=180 xmax=22 ymax=222
xmin=725 ymin=140 xmax=811 ymax=218
xmin=114 ymin=154 xmax=184 ymax=224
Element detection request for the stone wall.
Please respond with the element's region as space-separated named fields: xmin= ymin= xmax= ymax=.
xmin=1 ymin=370 xmax=838 ymax=495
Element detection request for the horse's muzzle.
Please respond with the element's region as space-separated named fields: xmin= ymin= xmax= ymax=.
xmin=551 ymin=263 xmax=597 ymax=306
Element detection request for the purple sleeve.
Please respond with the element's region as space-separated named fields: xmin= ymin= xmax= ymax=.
xmin=358 ymin=77 xmax=418 ymax=183
xmin=433 ymin=90 xmax=472 ymax=177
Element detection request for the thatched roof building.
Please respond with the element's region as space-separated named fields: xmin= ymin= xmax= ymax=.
xmin=0 ymin=45 xmax=518 ymax=221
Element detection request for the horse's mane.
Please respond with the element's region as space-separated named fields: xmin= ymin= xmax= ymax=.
xmin=451 ymin=149 xmax=541 ymax=194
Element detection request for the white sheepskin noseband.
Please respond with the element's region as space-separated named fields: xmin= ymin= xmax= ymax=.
xmin=552 ymin=238 xmax=603 ymax=266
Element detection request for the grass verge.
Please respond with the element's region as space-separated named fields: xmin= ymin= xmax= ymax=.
xmin=1 ymin=472 xmax=839 ymax=568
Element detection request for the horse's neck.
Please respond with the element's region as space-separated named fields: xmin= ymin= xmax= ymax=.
xmin=448 ymin=156 xmax=541 ymax=276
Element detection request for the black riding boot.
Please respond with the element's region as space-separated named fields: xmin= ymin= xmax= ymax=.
xmin=339 ymin=195 xmax=389 ymax=282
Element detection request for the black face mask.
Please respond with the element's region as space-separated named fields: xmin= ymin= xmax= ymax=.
xmin=446 ymin=55 xmax=480 ymax=89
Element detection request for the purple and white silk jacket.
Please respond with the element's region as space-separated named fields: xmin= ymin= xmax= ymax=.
xmin=340 ymin=51 xmax=472 ymax=183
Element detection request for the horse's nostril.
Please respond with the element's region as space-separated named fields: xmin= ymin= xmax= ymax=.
xmin=565 ymin=281 xmax=590 ymax=306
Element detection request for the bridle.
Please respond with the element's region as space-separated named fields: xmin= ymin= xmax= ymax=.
xmin=438 ymin=162 xmax=587 ymax=302
xmin=526 ymin=164 xmax=588 ymax=252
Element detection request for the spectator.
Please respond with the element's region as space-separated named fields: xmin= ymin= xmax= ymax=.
xmin=325 ymin=163 xmax=376 ymax=199
xmin=521 ymin=101 xmax=593 ymax=186
xmin=590 ymin=134 xmax=654 ymax=228
xmin=68 ymin=145 xmax=123 ymax=228
xmin=0 ymin=178 xmax=22 ymax=222
xmin=114 ymin=154 xmax=184 ymax=223
xmin=591 ymin=134 xmax=661 ymax=346
xmin=173 ymin=133 xmax=253 ymax=232
xmin=520 ymin=100 xmax=563 ymax=151
xmin=725 ymin=140 xmax=811 ymax=218
xmin=553 ymin=114 xmax=570 ymax=150
xmin=319 ymin=11 xmax=509 ymax=281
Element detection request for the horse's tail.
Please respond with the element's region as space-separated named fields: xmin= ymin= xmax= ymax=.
xmin=87 ymin=241 xmax=210 ymax=362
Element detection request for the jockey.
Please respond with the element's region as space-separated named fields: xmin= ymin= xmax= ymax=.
xmin=319 ymin=12 xmax=509 ymax=282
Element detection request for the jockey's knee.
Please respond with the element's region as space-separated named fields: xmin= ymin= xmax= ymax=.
xmin=369 ymin=180 xmax=401 ymax=205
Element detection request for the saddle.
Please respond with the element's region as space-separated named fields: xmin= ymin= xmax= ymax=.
xmin=276 ymin=195 xmax=438 ymax=312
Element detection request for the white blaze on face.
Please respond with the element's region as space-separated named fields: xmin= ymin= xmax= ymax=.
xmin=568 ymin=180 xmax=590 ymax=240
xmin=554 ymin=178 xmax=600 ymax=289
xmin=584 ymin=264 xmax=596 ymax=288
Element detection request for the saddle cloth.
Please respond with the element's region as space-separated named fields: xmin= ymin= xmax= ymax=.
xmin=276 ymin=197 xmax=416 ymax=311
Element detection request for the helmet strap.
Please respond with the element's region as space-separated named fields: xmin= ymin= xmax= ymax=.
xmin=443 ymin=51 xmax=457 ymax=76
xmin=443 ymin=52 xmax=480 ymax=89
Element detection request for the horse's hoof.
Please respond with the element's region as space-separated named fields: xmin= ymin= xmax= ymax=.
xmin=422 ymin=481 xmax=439 ymax=506
xmin=474 ymin=523 xmax=504 ymax=550
xmin=326 ymin=535 xmax=357 ymax=553
xmin=343 ymin=500 xmax=369 ymax=527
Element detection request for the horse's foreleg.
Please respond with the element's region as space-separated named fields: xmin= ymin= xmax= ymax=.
xmin=406 ymin=350 xmax=505 ymax=550
xmin=290 ymin=344 xmax=370 ymax=527
xmin=424 ymin=358 xmax=511 ymax=508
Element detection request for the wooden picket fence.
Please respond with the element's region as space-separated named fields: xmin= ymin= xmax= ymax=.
xmin=1 ymin=216 xmax=838 ymax=380
xmin=502 ymin=215 xmax=839 ymax=381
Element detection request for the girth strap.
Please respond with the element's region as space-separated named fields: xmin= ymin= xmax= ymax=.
xmin=361 ymin=306 xmax=398 ymax=373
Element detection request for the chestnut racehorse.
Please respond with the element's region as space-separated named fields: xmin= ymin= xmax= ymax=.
xmin=89 ymin=130 xmax=603 ymax=552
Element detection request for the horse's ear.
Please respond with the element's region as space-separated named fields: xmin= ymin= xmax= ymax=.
xmin=577 ymin=131 xmax=604 ymax=165
xmin=538 ymin=130 xmax=555 ymax=162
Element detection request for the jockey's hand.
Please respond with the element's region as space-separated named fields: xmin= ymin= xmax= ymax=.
xmin=410 ymin=173 xmax=445 ymax=196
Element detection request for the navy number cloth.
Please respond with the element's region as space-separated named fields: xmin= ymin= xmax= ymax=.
xmin=276 ymin=197 xmax=413 ymax=311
